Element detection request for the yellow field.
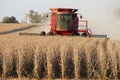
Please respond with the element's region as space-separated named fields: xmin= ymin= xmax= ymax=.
xmin=0 ymin=35 xmax=120 ymax=79
xmin=0 ymin=23 xmax=31 ymax=32
xmin=0 ymin=23 xmax=42 ymax=33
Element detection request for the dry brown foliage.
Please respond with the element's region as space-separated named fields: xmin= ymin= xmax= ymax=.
xmin=0 ymin=35 xmax=120 ymax=79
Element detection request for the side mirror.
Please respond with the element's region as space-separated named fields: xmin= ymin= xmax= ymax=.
xmin=46 ymin=15 xmax=48 ymax=18
xmin=80 ymin=15 xmax=82 ymax=19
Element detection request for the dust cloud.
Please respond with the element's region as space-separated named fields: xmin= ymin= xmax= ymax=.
xmin=89 ymin=7 xmax=120 ymax=40
xmin=104 ymin=7 xmax=120 ymax=39
xmin=114 ymin=8 xmax=120 ymax=20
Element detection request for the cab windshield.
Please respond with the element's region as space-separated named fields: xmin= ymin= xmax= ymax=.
xmin=56 ymin=14 xmax=72 ymax=30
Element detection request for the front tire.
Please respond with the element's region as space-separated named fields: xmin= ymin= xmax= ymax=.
xmin=72 ymin=32 xmax=80 ymax=36
xmin=81 ymin=33 xmax=87 ymax=37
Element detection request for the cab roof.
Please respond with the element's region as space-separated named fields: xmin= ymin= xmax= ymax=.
xmin=50 ymin=8 xmax=78 ymax=13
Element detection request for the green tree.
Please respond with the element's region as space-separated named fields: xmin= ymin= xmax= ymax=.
xmin=2 ymin=16 xmax=18 ymax=23
xmin=2 ymin=16 xmax=10 ymax=23
xmin=27 ymin=9 xmax=41 ymax=23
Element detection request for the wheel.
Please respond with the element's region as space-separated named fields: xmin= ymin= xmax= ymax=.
xmin=40 ymin=31 xmax=46 ymax=36
xmin=82 ymin=33 xmax=87 ymax=37
xmin=72 ymin=32 xmax=80 ymax=36
xmin=75 ymin=33 xmax=80 ymax=36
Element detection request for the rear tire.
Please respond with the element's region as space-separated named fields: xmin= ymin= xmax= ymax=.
xmin=40 ymin=31 xmax=46 ymax=36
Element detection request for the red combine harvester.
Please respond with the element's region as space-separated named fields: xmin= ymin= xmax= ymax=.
xmin=19 ymin=8 xmax=107 ymax=38
xmin=48 ymin=8 xmax=91 ymax=37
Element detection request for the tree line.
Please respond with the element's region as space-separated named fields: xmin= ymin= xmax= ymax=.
xmin=1 ymin=9 xmax=50 ymax=23
xmin=1 ymin=16 xmax=19 ymax=23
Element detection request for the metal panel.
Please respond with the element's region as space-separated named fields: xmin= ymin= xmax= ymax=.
xmin=51 ymin=13 xmax=56 ymax=31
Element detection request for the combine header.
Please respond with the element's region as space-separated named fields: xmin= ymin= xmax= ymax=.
xmin=19 ymin=8 xmax=107 ymax=38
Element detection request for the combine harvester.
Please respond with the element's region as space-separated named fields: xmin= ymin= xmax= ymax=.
xmin=19 ymin=8 xmax=107 ymax=38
